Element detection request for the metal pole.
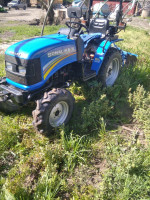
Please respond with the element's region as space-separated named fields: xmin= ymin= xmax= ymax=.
xmin=116 ymin=0 xmax=123 ymax=26
xmin=87 ymin=0 xmax=93 ymax=27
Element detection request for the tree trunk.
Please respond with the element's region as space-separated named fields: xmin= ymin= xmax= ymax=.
xmin=47 ymin=5 xmax=54 ymax=25
xmin=39 ymin=0 xmax=55 ymax=24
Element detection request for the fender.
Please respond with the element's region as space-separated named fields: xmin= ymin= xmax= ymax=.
xmin=91 ymin=39 xmax=123 ymax=74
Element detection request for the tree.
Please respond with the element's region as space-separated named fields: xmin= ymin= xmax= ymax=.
xmin=39 ymin=0 xmax=54 ymax=25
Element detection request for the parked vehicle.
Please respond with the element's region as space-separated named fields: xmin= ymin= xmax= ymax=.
xmin=0 ymin=0 xmax=137 ymax=135
xmin=7 ymin=0 xmax=27 ymax=10
xmin=53 ymin=4 xmax=65 ymax=9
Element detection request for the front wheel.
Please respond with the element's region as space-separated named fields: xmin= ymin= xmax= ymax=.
xmin=32 ymin=88 xmax=75 ymax=135
xmin=98 ymin=48 xmax=122 ymax=86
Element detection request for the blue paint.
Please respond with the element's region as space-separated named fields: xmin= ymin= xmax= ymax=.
xmin=5 ymin=33 xmax=77 ymax=91
xmin=5 ymin=33 xmax=77 ymax=90
xmin=44 ymin=53 xmax=77 ymax=81
xmin=40 ymin=43 xmax=77 ymax=79
xmin=5 ymin=34 xmax=75 ymax=60
xmin=6 ymin=50 xmax=77 ymax=91
xmin=6 ymin=78 xmax=45 ymax=91
xmin=91 ymin=40 xmax=114 ymax=74
xmin=80 ymin=33 xmax=102 ymax=48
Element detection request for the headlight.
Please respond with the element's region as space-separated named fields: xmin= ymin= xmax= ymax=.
xmin=6 ymin=62 xmax=26 ymax=75
xmin=6 ymin=62 xmax=13 ymax=71
xmin=18 ymin=66 xmax=26 ymax=75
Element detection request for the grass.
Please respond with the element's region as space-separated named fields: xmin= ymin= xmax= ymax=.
xmin=0 ymin=24 xmax=150 ymax=199
xmin=0 ymin=24 xmax=63 ymax=43
xmin=0 ymin=55 xmax=5 ymax=77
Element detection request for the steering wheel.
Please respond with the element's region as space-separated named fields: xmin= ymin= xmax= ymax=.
xmin=65 ymin=21 xmax=88 ymax=34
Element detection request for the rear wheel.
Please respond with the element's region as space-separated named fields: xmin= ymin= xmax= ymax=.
xmin=98 ymin=48 xmax=122 ymax=86
xmin=32 ymin=88 xmax=75 ymax=135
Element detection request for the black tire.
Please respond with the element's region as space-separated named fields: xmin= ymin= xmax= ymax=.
xmin=32 ymin=88 xmax=75 ymax=135
xmin=0 ymin=98 xmax=20 ymax=113
xmin=125 ymin=54 xmax=137 ymax=67
xmin=23 ymin=6 xmax=26 ymax=10
xmin=98 ymin=48 xmax=122 ymax=86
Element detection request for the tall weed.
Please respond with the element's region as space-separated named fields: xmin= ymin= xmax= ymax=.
xmin=60 ymin=131 xmax=90 ymax=172
xmin=100 ymin=144 xmax=150 ymax=200
xmin=34 ymin=169 xmax=61 ymax=200
xmin=81 ymin=94 xmax=112 ymax=132
xmin=129 ymin=85 xmax=150 ymax=137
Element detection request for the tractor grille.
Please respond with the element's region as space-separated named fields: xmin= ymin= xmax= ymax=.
xmin=5 ymin=55 xmax=42 ymax=86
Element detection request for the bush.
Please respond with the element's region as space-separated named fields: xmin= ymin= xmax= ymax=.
xmin=0 ymin=6 xmax=5 ymax=13
xmin=100 ymin=145 xmax=150 ymax=200
xmin=81 ymin=94 xmax=112 ymax=132
xmin=129 ymin=85 xmax=150 ymax=136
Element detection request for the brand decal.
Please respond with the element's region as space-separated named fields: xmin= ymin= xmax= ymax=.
xmin=47 ymin=47 xmax=76 ymax=57
xmin=94 ymin=58 xmax=100 ymax=63
xmin=9 ymin=51 xmax=22 ymax=57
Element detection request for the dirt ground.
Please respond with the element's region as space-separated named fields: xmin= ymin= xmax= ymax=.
xmin=0 ymin=8 xmax=46 ymax=22
xmin=127 ymin=16 xmax=150 ymax=31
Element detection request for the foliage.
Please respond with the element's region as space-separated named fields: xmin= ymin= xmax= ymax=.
xmin=100 ymin=140 xmax=150 ymax=199
xmin=34 ymin=169 xmax=61 ymax=200
xmin=0 ymin=24 xmax=63 ymax=44
xmin=0 ymin=55 xmax=5 ymax=77
xmin=0 ymin=6 xmax=5 ymax=13
xmin=61 ymin=130 xmax=91 ymax=172
xmin=129 ymin=85 xmax=150 ymax=136
xmin=81 ymin=94 xmax=112 ymax=132
xmin=63 ymin=0 xmax=73 ymax=6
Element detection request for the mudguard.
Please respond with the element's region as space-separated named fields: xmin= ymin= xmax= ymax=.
xmin=91 ymin=39 xmax=138 ymax=74
xmin=91 ymin=39 xmax=121 ymax=74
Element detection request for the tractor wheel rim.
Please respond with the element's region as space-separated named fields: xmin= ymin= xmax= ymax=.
xmin=106 ymin=58 xmax=119 ymax=86
xmin=49 ymin=101 xmax=69 ymax=127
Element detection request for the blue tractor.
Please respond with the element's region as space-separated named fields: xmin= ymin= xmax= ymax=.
xmin=0 ymin=0 xmax=137 ymax=135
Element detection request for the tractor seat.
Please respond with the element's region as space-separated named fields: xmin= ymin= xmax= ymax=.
xmin=89 ymin=18 xmax=109 ymax=36
xmin=80 ymin=33 xmax=102 ymax=48
xmin=57 ymin=27 xmax=78 ymax=38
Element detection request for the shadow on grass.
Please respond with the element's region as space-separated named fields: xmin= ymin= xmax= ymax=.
xmin=62 ymin=61 xmax=150 ymax=138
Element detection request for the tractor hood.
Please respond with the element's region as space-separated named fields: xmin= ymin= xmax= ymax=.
xmin=5 ymin=34 xmax=75 ymax=60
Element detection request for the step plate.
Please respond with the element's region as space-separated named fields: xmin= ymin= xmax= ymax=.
xmin=83 ymin=70 xmax=97 ymax=81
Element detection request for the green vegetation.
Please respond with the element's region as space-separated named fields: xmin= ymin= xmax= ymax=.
xmin=0 ymin=6 xmax=5 ymax=13
xmin=0 ymin=24 xmax=63 ymax=43
xmin=0 ymin=25 xmax=150 ymax=199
